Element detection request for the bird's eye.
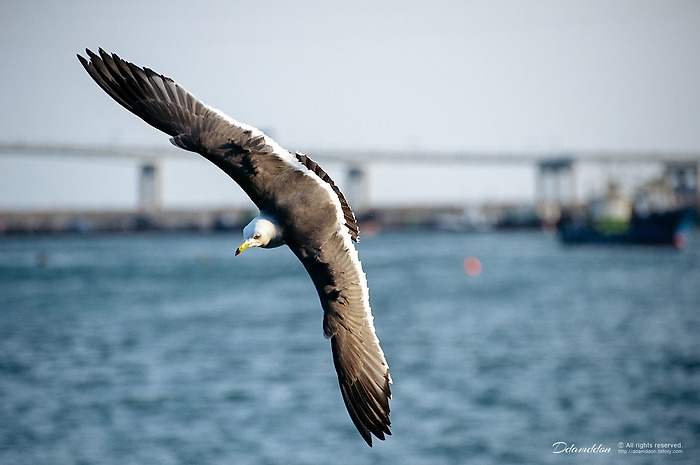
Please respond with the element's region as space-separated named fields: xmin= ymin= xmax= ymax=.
xmin=253 ymin=234 xmax=261 ymax=240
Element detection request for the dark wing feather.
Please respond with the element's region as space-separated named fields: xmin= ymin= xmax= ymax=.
xmin=295 ymin=152 xmax=360 ymax=242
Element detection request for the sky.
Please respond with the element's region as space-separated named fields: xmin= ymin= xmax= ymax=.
xmin=1 ymin=0 xmax=699 ymax=210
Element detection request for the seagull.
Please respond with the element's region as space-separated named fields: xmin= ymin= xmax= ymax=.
xmin=78 ymin=49 xmax=391 ymax=446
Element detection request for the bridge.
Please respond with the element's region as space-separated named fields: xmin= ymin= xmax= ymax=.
xmin=2 ymin=142 xmax=699 ymax=217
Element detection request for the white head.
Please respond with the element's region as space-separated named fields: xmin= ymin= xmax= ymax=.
xmin=236 ymin=213 xmax=284 ymax=255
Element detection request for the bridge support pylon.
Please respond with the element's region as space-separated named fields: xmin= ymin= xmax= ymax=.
xmin=535 ymin=158 xmax=575 ymax=226
xmin=345 ymin=164 xmax=369 ymax=215
xmin=138 ymin=161 xmax=162 ymax=212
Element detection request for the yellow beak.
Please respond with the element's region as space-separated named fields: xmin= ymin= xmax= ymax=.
xmin=235 ymin=240 xmax=251 ymax=256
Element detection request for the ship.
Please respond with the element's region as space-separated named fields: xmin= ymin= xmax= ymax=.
xmin=556 ymin=179 xmax=694 ymax=248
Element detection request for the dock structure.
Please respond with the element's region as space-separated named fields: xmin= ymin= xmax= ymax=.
xmin=1 ymin=142 xmax=699 ymax=218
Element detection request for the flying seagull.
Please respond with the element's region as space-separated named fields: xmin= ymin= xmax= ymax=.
xmin=77 ymin=49 xmax=391 ymax=446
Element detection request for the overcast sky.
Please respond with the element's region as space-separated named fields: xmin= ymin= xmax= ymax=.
xmin=1 ymin=0 xmax=699 ymax=210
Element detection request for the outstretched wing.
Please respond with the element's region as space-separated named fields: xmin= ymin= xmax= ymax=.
xmin=78 ymin=49 xmax=391 ymax=445
xmin=78 ymin=48 xmax=360 ymax=240
xmin=287 ymin=224 xmax=392 ymax=446
xmin=78 ymin=48 xmax=304 ymax=213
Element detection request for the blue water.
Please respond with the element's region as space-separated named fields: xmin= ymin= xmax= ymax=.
xmin=1 ymin=231 xmax=699 ymax=464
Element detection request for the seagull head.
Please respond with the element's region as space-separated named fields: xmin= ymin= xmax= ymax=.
xmin=236 ymin=214 xmax=284 ymax=255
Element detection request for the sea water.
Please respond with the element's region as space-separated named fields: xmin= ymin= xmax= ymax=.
xmin=1 ymin=231 xmax=699 ymax=464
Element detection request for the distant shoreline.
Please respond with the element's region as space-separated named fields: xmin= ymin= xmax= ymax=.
xmin=0 ymin=204 xmax=544 ymax=236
